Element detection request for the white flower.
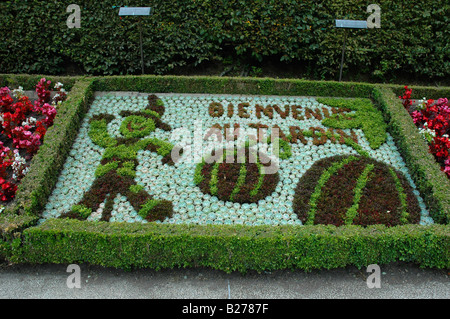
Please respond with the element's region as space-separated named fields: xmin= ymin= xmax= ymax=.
xmin=418 ymin=97 xmax=427 ymax=103
xmin=22 ymin=117 xmax=37 ymax=127
xmin=11 ymin=86 xmax=24 ymax=99
xmin=11 ymin=152 xmax=29 ymax=180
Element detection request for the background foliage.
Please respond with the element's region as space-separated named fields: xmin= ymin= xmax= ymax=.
xmin=0 ymin=0 xmax=448 ymax=81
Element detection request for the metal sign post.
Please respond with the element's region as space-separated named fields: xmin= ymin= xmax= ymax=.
xmin=119 ymin=7 xmax=152 ymax=75
xmin=338 ymin=28 xmax=348 ymax=83
xmin=335 ymin=19 xmax=367 ymax=82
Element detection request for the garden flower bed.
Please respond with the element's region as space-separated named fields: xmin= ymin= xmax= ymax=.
xmin=40 ymin=92 xmax=433 ymax=227
xmin=1 ymin=75 xmax=448 ymax=272
xmin=0 ymin=78 xmax=65 ymax=206
xmin=399 ymin=86 xmax=450 ymax=178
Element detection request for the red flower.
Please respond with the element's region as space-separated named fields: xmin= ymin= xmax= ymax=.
xmin=0 ymin=78 xmax=63 ymax=202
xmin=400 ymin=86 xmax=450 ymax=179
xmin=0 ymin=179 xmax=17 ymax=201
xmin=430 ymin=136 xmax=450 ymax=160
xmin=35 ymin=121 xmax=47 ymax=138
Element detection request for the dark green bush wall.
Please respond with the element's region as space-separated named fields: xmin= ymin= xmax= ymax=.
xmin=0 ymin=0 xmax=448 ymax=79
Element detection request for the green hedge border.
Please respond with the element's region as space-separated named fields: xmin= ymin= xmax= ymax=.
xmin=372 ymin=86 xmax=450 ymax=224
xmin=1 ymin=74 xmax=449 ymax=271
xmin=11 ymin=220 xmax=449 ymax=272
xmin=93 ymin=75 xmax=375 ymax=98
xmin=0 ymin=77 xmax=95 ymax=237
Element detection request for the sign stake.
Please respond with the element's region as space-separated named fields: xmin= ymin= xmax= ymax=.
xmin=335 ymin=19 xmax=368 ymax=82
xmin=118 ymin=7 xmax=152 ymax=75
xmin=138 ymin=17 xmax=144 ymax=75
xmin=339 ymin=29 xmax=348 ymax=82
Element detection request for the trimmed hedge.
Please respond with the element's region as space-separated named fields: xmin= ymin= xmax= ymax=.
xmin=93 ymin=75 xmax=375 ymax=97
xmin=2 ymin=74 xmax=448 ymax=101
xmin=0 ymin=74 xmax=449 ymax=271
xmin=12 ymin=220 xmax=449 ymax=272
xmin=372 ymin=86 xmax=450 ymax=224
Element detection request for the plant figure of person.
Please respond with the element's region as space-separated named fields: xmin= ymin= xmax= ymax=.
xmin=60 ymin=95 xmax=176 ymax=222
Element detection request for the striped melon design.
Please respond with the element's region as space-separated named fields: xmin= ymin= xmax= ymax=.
xmin=195 ymin=147 xmax=279 ymax=203
xmin=293 ymin=155 xmax=421 ymax=227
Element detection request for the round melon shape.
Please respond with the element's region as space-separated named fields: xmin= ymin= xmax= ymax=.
xmin=195 ymin=146 xmax=280 ymax=204
xmin=293 ymin=155 xmax=421 ymax=227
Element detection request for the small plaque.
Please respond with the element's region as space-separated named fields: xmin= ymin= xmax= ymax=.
xmin=335 ymin=19 xmax=367 ymax=29
xmin=119 ymin=7 xmax=152 ymax=16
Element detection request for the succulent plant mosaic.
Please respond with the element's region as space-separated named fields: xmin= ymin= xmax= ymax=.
xmin=41 ymin=93 xmax=434 ymax=227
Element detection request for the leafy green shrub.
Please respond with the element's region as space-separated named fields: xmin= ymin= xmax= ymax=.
xmin=0 ymin=0 xmax=448 ymax=81
xmin=0 ymin=1 xmax=219 ymax=75
xmin=14 ymin=220 xmax=450 ymax=272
